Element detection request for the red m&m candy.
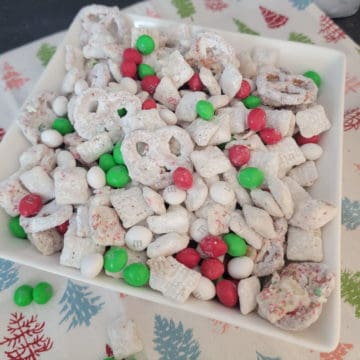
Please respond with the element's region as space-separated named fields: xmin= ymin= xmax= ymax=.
xmin=18 ymin=194 xmax=42 ymax=217
xmin=259 ymin=127 xmax=282 ymax=145
xmin=216 ymin=279 xmax=238 ymax=307
xmin=294 ymin=133 xmax=320 ymax=145
xmin=142 ymin=98 xmax=157 ymax=110
xmin=123 ymin=48 xmax=142 ymax=64
xmin=120 ymin=60 xmax=137 ymax=78
xmin=141 ymin=75 xmax=160 ymax=95
xmin=247 ymin=108 xmax=267 ymax=132
xmin=188 ymin=73 xmax=203 ymax=91
xmin=200 ymin=258 xmax=225 ymax=280
xmin=228 ymin=145 xmax=251 ymax=167
xmin=172 ymin=167 xmax=193 ymax=190
xmin=175 ymin=248 xmax=201 ymax=269
xmin=57 ymin=220 xmax=69 ymax=235
xmin=235 ymin=80 xmax=251 ymax=100
xmin=200 ymin=235 xmax=228 ymax=258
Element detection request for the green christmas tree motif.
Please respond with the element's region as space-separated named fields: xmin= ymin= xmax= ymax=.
xmin=233 ymin=18 xmax=259 ymax=35
xmin=341 ymin=270 xmax=360 ymax=318
xmin=37 ymin=43 xmax=57 ymax=66
xmin=171 ymin=0 xmax=196 ymax=19
xmin=288 ymin=32 xmax=314 ymax=44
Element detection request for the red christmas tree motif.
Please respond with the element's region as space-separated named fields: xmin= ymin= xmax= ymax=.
xmin=320 ymin=342 xmax=354 ymax=360
xmin=105 ymin=343 xmax=113 ymax=357
xmin=145 ymin=7 xmax=161 ymax=18
xmin=119 ymin=292 xmax=127 ymax=299
xmin=344 ymin=107 xmax=360 ymax=131
xmin=345 ymin=73 xmax=360 ymax=94
xmin=0 ymin=312 xmax=53 ymax=360
xmin=211 ymin=319 xmax=239 ymax=334
xmin=2 ymin=62 xmax=29 ymax=91
xmin=353 ymin=163 xmax=360 ymax=172
xmin=204 ymin=0 xmax=228 ymax=11
xmin=0 ymin=127 xmax=5 ymax=142
xmin=319 ymin=14 xmax=346 ymax=43
xmin=259 ymin=6 xmax=288 ymax=29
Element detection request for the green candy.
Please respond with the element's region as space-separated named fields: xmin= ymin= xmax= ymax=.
xmin=8 ymin=216 xmax=27 ymax=239
xmin=303 ymin=70 xmax=321 ymax=87
xmin=33 ymin=282 xmax=53 ymax=304
xmin=136 ymin=34 xmax=155 ymax=55
xmin=104 ymin=247 xmax=128 ymax=273
xmin=123 ymin=263 xmax=150 ymax=287
xmin=113 ymin=142 xmax=125 ymax=165
xmin=237 ymin=167 xmax=264 ymax=189
xmin=52 ymin=117 xmax=74 ymax=135
xmin=14 ymin=284 xmax=33 ymax=307
xmin=99 ymin=153 xmax=116 ymax=172
xmin=196 ymin=100 xmax=215 ymax=120
xmin=138 ymin=63 xmax=155 ymax=79
xmin=243 ymin=95 xmax=261 ymax=109
xmin=223 ymin=233 xmax=247 ymax=257
xmin=106 ymin=165 xmax=131 ymax=188
xmin=117 ymin=108 xmax=127 ymax=117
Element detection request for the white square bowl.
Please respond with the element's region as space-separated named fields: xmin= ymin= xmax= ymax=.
xmin=0 ymin=12 xmax=345 ymax=352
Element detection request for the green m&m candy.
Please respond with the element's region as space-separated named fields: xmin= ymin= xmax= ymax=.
xmin=138 ymin=63 xmax=156 ymax=79
xmin=99 ymin=153 xmax=116 ymax=172
xmin=237 ymin=167 xmax=264 ymax=189
xmin=113 ymin=142 xmax=125 ymax=165
xmin=106 ymin=165 xmax=130 ymax=188
xmin=136 ymin=34 xmax=155 ymax=55
xmin=14 ymin=284 xmax=33 ymax=307
xmin=243 ymin=95 xmax=261 ymax=109
xmin=123 ymin=263 xmax=150 ymax=287
xmin=196 ymin=100 xmax=215 ymax=120
xmin=8 ymin=216 xmax=27 ymax=239
xmin=33 ymin=282 xmax=53 ymax=304
xmin=104 ymin=247 xmax=128 ymax=273
xmin=303 ymin=70 xmax=321 ymax=87
xmin=52 ymin=117 xmax=74 ymax=135
xmin=223 ymin=233 xmax=247 ymax=257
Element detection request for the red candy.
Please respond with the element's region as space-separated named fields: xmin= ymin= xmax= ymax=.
xmin=200 ymin=258 xmax=225 ymax=280
xmin=175 ymin=248 xmax=201 ymax=269
xmin=142 ymin=98 xmax=157 ymax=110
xmin=123 ymin=48 xmax=142 ymax=64
xmin=294 ymin=133 xmax=320 ymax=145
xmin=18 ymin=193 xmax=42 ymax=217
xmin=56 ymin=220 xmax=69 ymax=235
xmin=259 ymin=127 xmax=282 ymax=145
xmin=247 ymin=108 xmax=267 ymax=132
xmin=120 ymin=60 xmax=137 ymax=78
xmin=172 ymin=167 xmax=193 ymax=190
xmin=188 ymin=73 xmax=203 ymax=91
xmin=216 ymin=279 xmax=238 ymax=307
xmin=141 ymin=75 xmax=160 ymax=95
xmin=200 ymin=235 xmax=228 ymax=258
xmin=228 ymin=145 xmax=251 ymax=167
xmin=235 ymin=80 xmax=251 ymax=100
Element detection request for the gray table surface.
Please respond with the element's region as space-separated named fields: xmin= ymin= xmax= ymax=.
xmin=0 ymin=0 xmax=359 ymax=54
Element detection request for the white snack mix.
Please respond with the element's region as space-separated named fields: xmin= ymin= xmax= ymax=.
xmin=0 ymin=6 xmax=338 ymax=333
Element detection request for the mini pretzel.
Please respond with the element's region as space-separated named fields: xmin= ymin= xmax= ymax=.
xmin=256 ymin=66 xmax=318 ymax=107
xmin=17 ymin=91 xmax=56 ymax=145
xmin=20 ymin=200 xmax=73 ymax=233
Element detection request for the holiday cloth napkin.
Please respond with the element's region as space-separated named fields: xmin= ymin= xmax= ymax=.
xmin=1 ymin=1 xmax=360 ymax=359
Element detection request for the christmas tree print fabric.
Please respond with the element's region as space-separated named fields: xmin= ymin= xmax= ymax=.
xmin=1 ymin=0 xmax=360 ymax=359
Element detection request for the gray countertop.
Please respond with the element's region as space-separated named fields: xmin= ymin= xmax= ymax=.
xmin=0 ymin=0 xmax=358 ymax=54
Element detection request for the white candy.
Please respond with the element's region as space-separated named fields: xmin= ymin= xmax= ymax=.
xmin=80 ymin=253 xmax=104 ymax=278
xmin=87 ymin=166 xmax=106 ymax=189
xmin=120 ymin=77 xmax=138 ymax=95
xmin=192 ymin=276 xmax=216 ymax=301
xmin=227 ymin=257 xmax=254 ymax=279
xmin=300 ymin=143 xmax=323 ymax=161
xmin=162 ymin=185 xmax=186 ymax=205
xmin=147 ymin=232 xmax=189 ymax=258
xmin=41 ymin=129 xmax=63 ymax=148
xmin=159 ymin=108 xmax=177 ymax=125
xmin=125 ymin=226 xmax=153 ymax=251
xmin=52 ymin=96 xmax=68 ymax=116
xmin=57 ymin=150 xmax=76 ymax=168
xmin=209 ymin=181 xmax=235 ymax=206
xmin=74 ymin=79 xmax=89 ymax=95
xmin=190 ymin=218 xmax=209 ymax=242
